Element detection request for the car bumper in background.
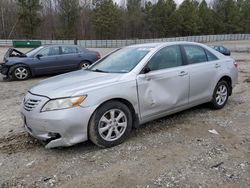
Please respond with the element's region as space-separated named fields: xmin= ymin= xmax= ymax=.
xmin=0 ymin=64 xmax=8 ymax=75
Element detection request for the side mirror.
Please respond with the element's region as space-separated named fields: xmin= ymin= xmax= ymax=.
xmin=36 ymin=54 xmax=43 ymax=59
xmin=141 ymin=66 xmax=151 ymax=74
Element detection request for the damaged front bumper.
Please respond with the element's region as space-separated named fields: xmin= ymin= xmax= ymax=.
xmin=22 ymin=105 xmax=96 ymax=149
xmin=0 ymin=63 xmax=9 ymax=76
xmin=21 ymin=92 xmax=97 ymax=149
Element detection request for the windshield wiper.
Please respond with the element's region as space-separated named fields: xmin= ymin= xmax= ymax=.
xmin=91 ymin=69 xmax=109 ymax=73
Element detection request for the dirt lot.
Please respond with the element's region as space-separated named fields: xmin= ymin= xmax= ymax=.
xmin=0 ymin=42 xmax=249 ymax=188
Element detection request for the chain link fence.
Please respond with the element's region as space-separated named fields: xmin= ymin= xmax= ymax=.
xmin=0 ymin=34 xmax=250 ymax=48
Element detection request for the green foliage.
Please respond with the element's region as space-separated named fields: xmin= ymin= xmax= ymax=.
xmin=240 ymin=0 xmax=250 ymax=32
xmin=176 ymin=0 xmax=201 ymax=36
xmin=124 ymin=0 xmax=145 ymax=38
xmin=3 ymin=0 xmax=250 ymax=39
xmin=58 ymin=0 xmax=80 ymax=39
xmin=146 ymin=0 xmax=177 ymax=37
xmin=93 ymin=0 xmax=122 ymax=39
xmin=198 ymin=0 xmax=216 ymax=34
xmin=17 ymin=0 xmax=42 ymax=38
xmin=213 ymin=0 xmax=242 ymax=33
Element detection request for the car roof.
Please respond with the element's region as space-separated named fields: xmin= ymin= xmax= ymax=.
xmin=41 ymin=44 xmax=80 ymax=48
xmin=128 ymin=41 xmax=205 ymax=49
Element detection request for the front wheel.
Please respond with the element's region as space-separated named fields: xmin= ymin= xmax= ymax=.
xmin=11 ymin=65 xmax=31 ymax=80
xmin=89 ymin=101 xmax=132 ymax=148
xmin=210 ymin=80 xmax=229 ymax=109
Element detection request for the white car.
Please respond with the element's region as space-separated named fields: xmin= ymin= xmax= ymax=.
xmin=21 ymin=42 xmax=238 ymax=148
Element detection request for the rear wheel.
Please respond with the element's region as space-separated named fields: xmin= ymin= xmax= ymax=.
xmin=89 ymin=101 xmax=132 ymax=148
xmin=79 ymin=61 xmax=90 ymax=69
xmin=11 ymin=65 xmax=30 ymax=80
xmin=210 ymin=80 xmax=229 ymax=109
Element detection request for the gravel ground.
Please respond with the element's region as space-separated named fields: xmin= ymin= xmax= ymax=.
xmin=0 ymin=42 xmax=249 ymax=188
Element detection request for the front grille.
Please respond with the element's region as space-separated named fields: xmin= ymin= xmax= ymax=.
xmin=23 ymin=99 xmax=41 ymax=111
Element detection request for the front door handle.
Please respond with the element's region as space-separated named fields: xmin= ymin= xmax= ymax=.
xmin=178 ymin=71 xmax=188 ymax=77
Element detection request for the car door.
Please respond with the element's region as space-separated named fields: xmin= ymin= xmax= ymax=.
xmin=181 ymin=45 xmax=220 ymax=104
xmin=137 ymin=45 xmax=189 ymax=120
xmin=60 ymin=46 xmax=82 ymax=71
xmin=33 ymin=46 xmax=61 ymax=75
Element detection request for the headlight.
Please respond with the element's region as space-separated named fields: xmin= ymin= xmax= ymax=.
xmin=41 ymin=96 xmax=87 ymax=112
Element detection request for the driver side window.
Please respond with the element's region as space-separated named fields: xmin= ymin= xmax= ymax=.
xmin=39 ymin=47 xmax=60 ymax=57
xmin=147 ymin=45 xmax=183 ymax=71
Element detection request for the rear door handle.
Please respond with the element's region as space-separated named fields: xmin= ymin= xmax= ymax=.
xmin=178 ymin=71 xmax=188 ymax=77
xmin=215 ymin=63 xmax=221 ymax=68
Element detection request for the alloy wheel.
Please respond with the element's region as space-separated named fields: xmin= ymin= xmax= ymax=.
xmin=215 ymin=85 xmax=228 ymax=106
xmin=14 ymin=67 xmax=28 ymax=80
xmin=81 ymin=62 xmax=90 ymax=69
xmin=98 ymin=109 xmax=127 ymax=142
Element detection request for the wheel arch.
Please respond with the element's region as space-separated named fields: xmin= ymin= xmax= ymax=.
xmin=8 ymin=63 xmax=33 ymax=78
xmin=218 ymin=75 xmax=232 ymax=95
xmin=80 ymin=60 xmax=92 ymax=65
xmin=79 ymin=60 xmax=92 ymax=69
xmin=88 ymin=98 xmax=139 ymax=133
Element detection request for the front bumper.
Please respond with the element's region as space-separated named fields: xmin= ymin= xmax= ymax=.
xmin=21 ymin=92 xmax=97 ymax=148
xmin=0 ymin=64 xmax=8 ymax=75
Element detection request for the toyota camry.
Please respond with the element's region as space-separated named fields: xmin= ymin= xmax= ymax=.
xmin=21 ymin=42 xmax=238 ymax=148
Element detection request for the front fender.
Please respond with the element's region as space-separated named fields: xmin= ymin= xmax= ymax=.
xmin=8 ymin=63 xmax=33 ymax=77
xmin=79 ymin=79 xmax=140 ymax=116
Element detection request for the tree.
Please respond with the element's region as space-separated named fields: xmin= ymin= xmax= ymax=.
xmin=124 ymin=0 xmax=145 ymax=38
xmin=93 ymin=0 xmax=122 ymax=39
xmin=198 ymin=0 xmax=216 ymax=34
xmin=176 ymin=0 xmax=201 ymax=36
xmin=1 ymin=0 xmax=249 ymax=40
xmin=17 ymin=0 xmax=42 ymax=38
xmin=0 ymin=0 xmax=19 ymax=39
xmin=39 ymin=0 xmax=59 ymax=39
xmin=142 ymin=1 xmax=154 ymax=38
xmin=213 ymin=0 xmax=242 ymax=33
xmin=239 ymin=0 xmax=250 ymax=33
xmin=147 ymin=0 xmax=177 ymax=37
xmin=58 ymin=0 xmax=81 ymax=39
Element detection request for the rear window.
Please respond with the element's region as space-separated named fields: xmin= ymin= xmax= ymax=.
xmin=205 ymin=49 xmax=218 ymax=61
xmin=40 ymin=47 xmax=60 ymax=56
xmin=183 ymin=45 xmax=207 ymax=64
xmin=61 ymin=46 xmax=79 ymax=54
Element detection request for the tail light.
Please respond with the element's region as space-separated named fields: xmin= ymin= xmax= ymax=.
xmin=96 ymin=53 xmax=101 ymax=59
xmin=234 ymin=61 xmax=238 ymax=68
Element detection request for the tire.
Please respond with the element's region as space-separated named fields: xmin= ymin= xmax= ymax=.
xmin=10 ymin=65 xmax=31 ymax=80
xmin=210 ymin=80 xmax=229 ymax=109
xmin=89 ymin=101 xmax=132 ymax=148
xmin=79 ymin=61 xmax=90 ymax=69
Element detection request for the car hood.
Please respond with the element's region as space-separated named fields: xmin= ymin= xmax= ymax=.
xmin=30 ymin=70 xmax=124 ymax=99
xmin=3 ymin=48 xmax=27 ymax=62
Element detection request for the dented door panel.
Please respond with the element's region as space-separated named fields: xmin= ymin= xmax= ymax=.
xmin=187 ymin=61 xmax=220 ymax=103
xmin=137 ymin=67 xmax=189 ymax=120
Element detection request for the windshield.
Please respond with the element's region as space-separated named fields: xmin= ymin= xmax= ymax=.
xmin=25 ymin=46 xmax=44 ymax=57
xmin=89 ymin=47 xmax=152 ymax=73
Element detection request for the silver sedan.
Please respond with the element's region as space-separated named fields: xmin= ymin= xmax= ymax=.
xmin=21 ymin=42 xmax=238 ymax=148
